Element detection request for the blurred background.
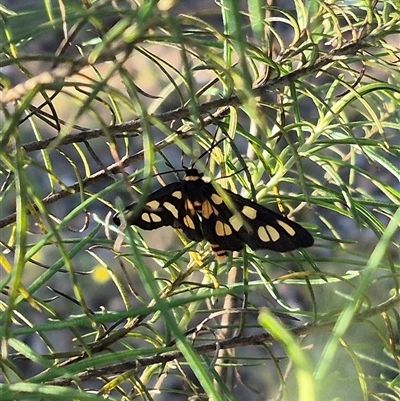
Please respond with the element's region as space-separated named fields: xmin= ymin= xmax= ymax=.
xmin=1 ymin=1 xmax=399 ymax=400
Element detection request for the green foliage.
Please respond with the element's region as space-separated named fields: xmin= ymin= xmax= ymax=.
xmin=1 ymin=0 xmax=399 ymax=400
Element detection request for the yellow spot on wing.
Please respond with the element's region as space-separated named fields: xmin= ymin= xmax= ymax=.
xmin=257 ymin=226 xmax=270 ymax=242
xmin=277 ymin=220 xmax=296 ymax=236
xmin=215 ymin=220 xmax=232 ymax=236
xmin=142 ymin=213 xmax=151 ymax=223
xmin=146 ymin=200 xmax=160 ymax=209
xmin=150 ymin=213 xmax=162 ymax=223
xmin=164 ymin=202 xmax=179 ymax=219
xmin=211 ymin=193 xmax=223 ymax=205
xmin=201 ymin=200 xmax=213 ymax=219
xmin=183 ymin=215 xmax=195 ymax=230
xmin=142 ymin=212 xmax=162 ymax=223
xmin=172 ymin=191 xmax=182 ymax=199
xmin=266 ymin=225 xmax=280 ymax=241
xmin=229 ymin=214 xmax=243 ymax=231
xmin=185 ymin=200 xmax=196 ymax=215
xmin=242 ymin=205 xmax=257 ymax=219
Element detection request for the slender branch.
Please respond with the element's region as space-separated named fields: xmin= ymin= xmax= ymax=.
xmin=20 ymin=39 xmax=365 ymax=154
xmin=0 ymin=152 xmax=139 ymax=229
xmin=48 ymin=321 xmax=331 ymax=386
xmin=46 ymin=293 xmax=400 ymax=386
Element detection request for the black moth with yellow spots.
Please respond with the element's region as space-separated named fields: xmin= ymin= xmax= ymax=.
xmin=113 ymin=168 xmax=313 ymax=260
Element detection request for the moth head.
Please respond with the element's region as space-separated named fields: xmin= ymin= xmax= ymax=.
xmin=184 ymin=168 xmax=204 ymax=181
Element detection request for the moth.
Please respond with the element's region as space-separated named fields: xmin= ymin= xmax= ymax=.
xmin=113 ymin=168 xmax=313 ymax=260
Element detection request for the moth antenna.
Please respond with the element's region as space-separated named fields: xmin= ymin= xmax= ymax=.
xmin=215 ymin=167 xmax=246 ymax=181
xmin=190 ymin=137 xmax=226 ymax=169
xmin=157 ymin=148 xmax=181 ymax=180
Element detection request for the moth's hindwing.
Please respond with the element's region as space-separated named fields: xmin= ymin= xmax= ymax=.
xmin=221 ymin=191 xmax=314 ymax=252
xmin=193 ymin=184 xmax=314 ymax=253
